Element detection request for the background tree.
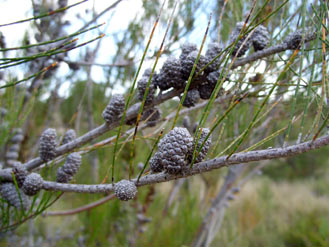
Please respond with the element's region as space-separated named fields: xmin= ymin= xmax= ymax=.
xmin=0 ymin=0 xmax=328 ymax=246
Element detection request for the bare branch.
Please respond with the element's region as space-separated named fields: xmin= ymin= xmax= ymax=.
xmin=43 ymin=194 xmax=116 ymax=216
xmin=63 ymin=59 xmax=134 ymax=67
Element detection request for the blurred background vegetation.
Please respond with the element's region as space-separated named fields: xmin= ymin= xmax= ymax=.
xmin=0 ymin=0 xmax=329 ymax=246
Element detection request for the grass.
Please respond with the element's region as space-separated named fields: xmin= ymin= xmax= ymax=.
xmin=214 ymin=176 xmax=329 ymax=247
xmin=1 ymin=162 xmax=329 ymax=247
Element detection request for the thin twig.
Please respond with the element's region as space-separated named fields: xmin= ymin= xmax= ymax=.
xmin=43 ymin=194 xmax=116 ymax=216
xmin=63 ymin=59 xmax=134 ymax=67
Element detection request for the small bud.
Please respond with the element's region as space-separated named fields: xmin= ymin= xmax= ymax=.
xmin=22 ymin=173 xmax=43 ymax=196
xmin=0 ymin=107 xmax=7 ymax=117
xmin=114 ymin=179 xmax=137 ymax=201
xmin=68 ymin=62 xmax=80 ymax=71
xmin=39 ymin=128 xmax=58 ymax=161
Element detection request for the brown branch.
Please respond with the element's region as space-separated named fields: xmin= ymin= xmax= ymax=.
xmin=43 ymin=194 xmax=115 ymax=217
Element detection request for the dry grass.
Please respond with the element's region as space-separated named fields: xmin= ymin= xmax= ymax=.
xmin=213 ymin=176 xmax=329 ymax=247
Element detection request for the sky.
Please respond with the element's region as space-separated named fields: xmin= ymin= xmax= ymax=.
xmin=0 ymin=0 xmax=156 ymax=97
xmin=0 ymin=0 xmax=144 ymax=48
xmin=0 ymin=0 xmax=268 ymax=98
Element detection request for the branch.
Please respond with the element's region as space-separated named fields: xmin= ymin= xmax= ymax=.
xmin=231 ymin=31 xmax=317 ymax=69
xmin=78 ymin=0 xmax=123 ymax=33
xmin=63 ymin=59 xmax=134 ymax=67
xmin=22 ymin=31 xmax=318 ymax=171
xmin=2 ymin=133 xmax=325 ymax=194
xmin=41 ymin=181 xmax=113 ymax=193
xmin=136 ymin=133 xmax=329 ymax=188
xmin=43 ymin=194 xmax=116 ymax=216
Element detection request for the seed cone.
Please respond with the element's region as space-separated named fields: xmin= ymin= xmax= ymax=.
xmin=230 ymin=22 xmax=251 ymax=57
xmin=143 ymin=108 xmax=161 ymax=127
xmin=252 ymin=25 xmax=270 ymax=51
xmin=205 ymin=42 xmax=222 ymax=73
xmin=143 ymin=68 xmax=153 ymax=77
xmin=62 ymin=129 xmax=76 ymax=145
xmin=56 ymin=153 xmax=82 ymax=183
xmin=39 ymin=128 xmax=57 ymax=161
xmin=10 ymin=128 xmax=24 ymax=143
xmin=284 ymin=31 xmax=302 ymax=50
xmin=179 ymin=42 xmax=198 ymax=61
xmin=198 ymin=70 xmax=225 ymax=100
xmin=137 ymin=76 xmax=156 ymax=104
xmin=157 ymin=127 xmax=193 ymax=174
xmin=102 ymin=94 xmax=125 ymax=124
xmin=182 ymin=89 xmax=200 ymax=108
xmin=22 ymin=173 xmax=43 ymax=196
xmin=62 ymin=153 xmax=82 ymax=175
xmin=56 ymin=167 xmax=72 ymax=183
xmin=156 ymin=56 xmax=185 ymax=90
xmin=187 ymin=128 xmax=212 ymax=163
xmin=180 ymin=51 xmax=207 ymax=79
xmin=0 ymin=183 xmax=29 ymax=210
xmin=12 ymin=162 xmax=27 ymax=188
xmin=149 ymin=152 xmax=163 ymax=173
xmin=114 ymin=179 xmax=137 ymax=201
